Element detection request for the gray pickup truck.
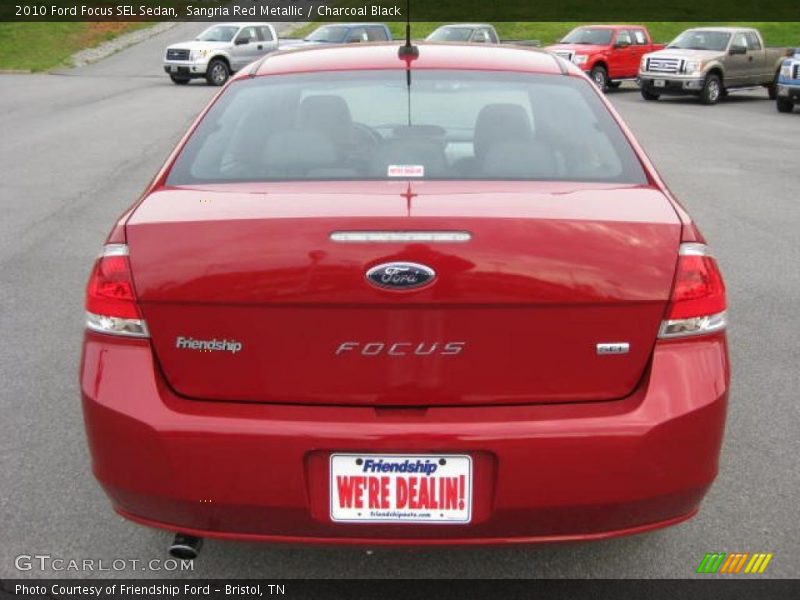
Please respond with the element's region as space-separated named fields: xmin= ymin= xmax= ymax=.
xmin=279 ymin=23 xmax=392 ymax=50
xmin=425 ymin=24 xmax=500 ymax=44
xmin=164 ymin=23 xmax=279 ymax=86
xmin=638 ymin=27 xmax=791 ymax=104
xmin=425 ymin=24 xmax=541 ymax=48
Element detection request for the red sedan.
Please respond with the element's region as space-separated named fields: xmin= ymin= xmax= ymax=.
xmin=80 ymin=41 xmax=729 ymax=557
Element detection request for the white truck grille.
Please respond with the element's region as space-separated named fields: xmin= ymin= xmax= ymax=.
xmin=166 ymin=49 xmax=190 ymax=61
xmin=646 ymin=57 xmax=683 ymax=74
xmin=794 ymin=63 xmax=800 ymax=80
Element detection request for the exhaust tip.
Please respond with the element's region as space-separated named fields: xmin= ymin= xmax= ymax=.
xmin=169 ymin=533 xmax=203 ymax=560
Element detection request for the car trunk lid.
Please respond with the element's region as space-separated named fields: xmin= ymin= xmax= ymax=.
xmin=126 ymin=181 xmax=681 ymax=406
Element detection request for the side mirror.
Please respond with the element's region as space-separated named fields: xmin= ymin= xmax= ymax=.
xmin=235 ymin=37 xmax=250 ymax=46
xmin=346 ymin=38 xmax=361 ymax=44
xmin=615 ymin=40 xmax=631 ymax=48
xmin=729 ymin=44 xmax=747 ymax=55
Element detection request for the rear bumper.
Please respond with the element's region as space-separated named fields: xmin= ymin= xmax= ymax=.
xmin=81 ymin=331 xmax=729 ymax=545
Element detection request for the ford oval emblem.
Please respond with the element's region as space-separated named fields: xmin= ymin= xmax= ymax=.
xmin=366 ymin=262 xmax=436 ymax=290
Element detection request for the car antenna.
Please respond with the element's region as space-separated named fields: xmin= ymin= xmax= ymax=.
xmin=398 ymin=0 xmax=418 ymax=59
xmin=398 ymin=0 xmax=417 ymax=127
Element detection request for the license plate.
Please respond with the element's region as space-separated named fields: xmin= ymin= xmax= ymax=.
xmin=330 ymin=453 xmax=472 ymax=524
xmin=654 ymin=79 xmax=666 ymax=88
xmin=169 ymin=66 xmax=177 ymax=73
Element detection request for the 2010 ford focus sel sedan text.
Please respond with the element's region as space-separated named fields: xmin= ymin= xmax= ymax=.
xmin=80 ymin=42 xmax=730 ymax=552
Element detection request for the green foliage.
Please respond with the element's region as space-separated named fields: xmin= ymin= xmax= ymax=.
xmin=0 ymin=22 xmax=148 ymax=71
xmin=293 ymin=21 xmax=800 ymax=47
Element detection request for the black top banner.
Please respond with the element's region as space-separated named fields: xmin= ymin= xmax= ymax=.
xmin=3 ymin=0 xmax=800 ymax=22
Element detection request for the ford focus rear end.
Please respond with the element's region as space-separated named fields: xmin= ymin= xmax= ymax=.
xmin=80 ymin=43 xmax=729 ymax=547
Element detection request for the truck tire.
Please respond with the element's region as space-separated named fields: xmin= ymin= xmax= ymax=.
xmin=776 ymin=98 xmax=794 ymax=113
xmin=640 ymin=88 xmax=660 ymax=101
xmin=589 ymin=65 xmax=608 ymax=93
xmin=590 ymin=65 xmax=608 ymax=92
xmin=170 ymin=75 xmax=190 ymax=85
xmin=205 ymin=59 xmax=229 ymax=86
xmin=700 ymin=74 xmax=722 ymax=105
xmin=767 ymin=72 xmax=780 ymax=100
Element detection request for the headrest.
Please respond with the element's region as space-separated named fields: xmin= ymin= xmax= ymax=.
xmin=297 ymin=95 xmax=353 ymax=132
xmin=473 ymin=103 xmax=534 ymax=160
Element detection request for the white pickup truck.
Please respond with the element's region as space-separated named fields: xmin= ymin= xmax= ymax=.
xmin=164 ymin=23 xmax=279 ymax=86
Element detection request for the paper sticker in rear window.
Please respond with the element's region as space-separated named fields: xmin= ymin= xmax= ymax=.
xmin=387 ymin=165 xmax=425 ymax=178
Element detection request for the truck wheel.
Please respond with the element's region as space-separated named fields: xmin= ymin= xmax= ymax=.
xmin=700 ymin=74 xmax=722 ymax=105
xmin=776 ymin=98 xmax=794 ymax=113
xmin=767 ymin=72 xmax=780 ymax=100
xmin=205 ymin=59 xmax=229 ymax=86
xmin=640 ymin=88 xmax=660 ymax=101
xmin=590 ymin=65 xmax=609 ymax=92
xmin=170 ymin=75 xmax=190 ymax=85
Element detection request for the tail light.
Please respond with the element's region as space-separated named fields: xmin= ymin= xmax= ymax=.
xmin=85 ymin=244 xmax=149 ymax=338
xmin=658 ymin=243 xmax=727 ymax=339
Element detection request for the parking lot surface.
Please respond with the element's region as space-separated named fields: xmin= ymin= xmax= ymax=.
xmin=1 ymin=23 xmax=798 ymax=578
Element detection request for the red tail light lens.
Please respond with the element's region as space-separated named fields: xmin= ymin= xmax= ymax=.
xmin=659 ymin=243 xmax=727 ymax=339
xmin=667 ymin=255 xmax=726 ymax=319
xmin=85 ymin=244 xmax=148 ymax=337
xmin=87 ymin=255 xmax=139 ymax=318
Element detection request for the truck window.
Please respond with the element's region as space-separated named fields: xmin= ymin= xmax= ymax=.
xmin=745 ymin=32 xmax=762 ymax=51
xmin=633 ymin=30 xmax=647 ymax=45
xmin=196 ymin=25 xmax=239 ymax=43
xmin=562 ymin=28 xmax=613 ymax=45
xmin=366 ymin=26 xmax=389 ymax=41
xmin=428 ymin=27 xmax=473 ymax=42
xmin=616 ymin=31 xmax=633 ymax=45
xmin=346 ymin=28 xmax=368 ymax=43
xmin=258 ymin=26 xmax=274 ymax=42
xmin=487 ymin=29 xmax=499 ymax=43
xmin=472 ymin=29 xmax=492 ymax=44
xmin=731 ymin=32 xmax=748 ymax=50
xmin=667 ymin=30 xmax=731 ymax=52
xmin=307 ymin=25 xmax=349 ymax=43
xmin=237 ymin=27 xmax=258 ymax=44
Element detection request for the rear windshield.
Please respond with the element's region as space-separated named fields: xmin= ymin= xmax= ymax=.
xmin=167 ymin=70 xmax=647 ymax=184
xmin=561 ymin=28 xmax=613 ymax=45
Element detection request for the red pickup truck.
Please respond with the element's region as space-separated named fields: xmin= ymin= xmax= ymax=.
xmin=547 ymin=25 xmax=664 ymax=91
